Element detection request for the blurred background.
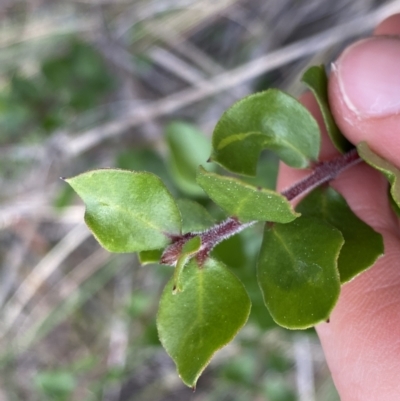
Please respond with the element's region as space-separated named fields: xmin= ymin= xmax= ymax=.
xmin=0 ymin=0 xmax=399 ymax=400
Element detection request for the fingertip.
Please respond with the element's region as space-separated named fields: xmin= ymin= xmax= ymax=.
xmin=333 ymin=37 xmax=400 ymax=118
xmin=329 ymin=37 xmax=400 ymax=169
xmin=374 ymin=13 xmax=400 ymax=36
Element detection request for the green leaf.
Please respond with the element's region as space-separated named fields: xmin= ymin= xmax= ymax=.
xmin=240 ymin=152 xmax=279 ymax=190
xmin=212 ymin=233 xmax=247 ymax=270
xmin=34 ymin=370 xmax=76 ymax=398
xmin=166 ymin=121 xmax=215 ymax=196
xmin=196 ymin=166 xmax=299 ymax=223
xmin=257 ymin=216 xmax=343 ymax=329
xmin=157 ymin=258 xmax=251 ymax=387
xmin=139 ymin=249 xmax=163 ymax=265
xmin=389 ymin=189 xmax=400 ymax=217
xmin=173 ymin=236 xmax=202 ymax=293
xmin=297 ymin=187 xmax=384 ymax=283
xmin=116 ymin=147 xmax=167 ymax=178
xmin=301 ymin=65 xmax=353 ymax=153
xmin=211 ymin=89 xmax=320 ymax=175
xmin=116 ymin=147 xmax=177 ymax=196
xmin=357 ymin=141 xmax=400 ymax=208
xmin=213 ymin=230 xmax=278 ymax=330
xmin=176 ymin=199 xmax=215 ymax=233
xmin=65 ymin=169 xmax=181 ymax=252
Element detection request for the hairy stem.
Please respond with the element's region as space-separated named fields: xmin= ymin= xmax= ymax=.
xmin=161 ymin=218 xmax=255 ymax=266
xmin=161 ymin=148 xmax=362 ymax=266
xmin=281 ymin=148 xmax=361 ymax=201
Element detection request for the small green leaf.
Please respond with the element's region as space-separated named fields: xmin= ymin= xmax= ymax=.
xmin=65 ymin=169 xmax=181 ymax=252
xmin=182 ymin=236 xmax=202 ymax=254
xmin=196 ymin=166 xmax=299 ymax=223
xmin=34 ymin=370 xmax=76 ymax=398
xmin=157 ymin=258 xmax=251 ymax=387
xmin=211 ymin=89 xmax=320 ymax=175
xmin=357 ymin=142 xmax=400 ymax=208
xmin=389 ymin=188 xmax=400 ymax=217
xmin=139 ymin=249 xmax=163 ymax=265
xmin=257 ymin=216 xmax=343 ymax=329
xmin=297 ymin=187 xmax=384 ymax=283
xmin=173 ymin=236 xmax=202 ymax=293
xmin=176 ymin=199 xmax=215 ymax=233
xmin=116 ymin=148 xmax=172 ymax=186
xmin=166 ymin=121 xmax=216 ymax=196
xmin=241 ymin=152 xmax=279 ymax=190
xmin=301 ymin=65 xmax=353 ymax=153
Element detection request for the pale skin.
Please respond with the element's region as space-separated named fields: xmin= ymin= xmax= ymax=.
xmin=278 ymin=14 xmax=400 ymax=401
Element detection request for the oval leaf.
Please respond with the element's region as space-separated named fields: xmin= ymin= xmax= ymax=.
xmin=257 ymin=216 xmax=343 ymax=329
xmin=211 ymin=89 xmax=320 ymax=175
xmin=157 ymin=258 xmax=251 ymax=388
xmin=176 ymin=199 xmax=215 ymax=233
xmin=65 ymin=169 xmax=181 ymax=252
xmin=357 ymin=142 xmax=400 ymax=209
xmin=196 ymin=166 xmax=299 ymax=223
xmin=297 ymin=187 xmax=384 ymax=283
xmin=166 ymin=121 xmax=216 ymax=196
xmin=301 ymin=65 xmax=353 ymax=153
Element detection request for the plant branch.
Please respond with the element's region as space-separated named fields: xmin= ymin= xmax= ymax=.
xmin=281 ymin=148 xmax=361 ymax=201
xmin=161 ymin=148 xmax=362 ymax=266
xmin=160 ymin=218 xmax=255 ymax=266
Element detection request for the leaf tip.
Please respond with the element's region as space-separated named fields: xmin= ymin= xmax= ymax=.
xmin=326 ymin=318 xmax=330 ymax=323
xmin=192 ymin=385 xmax=196 ymax=393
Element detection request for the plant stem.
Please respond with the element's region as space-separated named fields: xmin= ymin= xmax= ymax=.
xmin=161 ymin=218 xmax=255 ymax=266
xmin=195 ymin=218 xmax=255 ymax=265
xmin=161 ymin=148 xmax=362 ymax=266
xmin=281 ymin=148 xmax=361 ymax=201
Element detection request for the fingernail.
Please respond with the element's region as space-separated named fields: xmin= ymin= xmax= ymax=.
xmin=336 ymin=37 xmax=400 ymax=117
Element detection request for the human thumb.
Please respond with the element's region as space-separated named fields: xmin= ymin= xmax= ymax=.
xmin=316 ymin=30 xmax=400 ymax=401
xmin=329 ymin=35 xmax=400 ymax=169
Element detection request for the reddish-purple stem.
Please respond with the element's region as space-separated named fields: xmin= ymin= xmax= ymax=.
xmin=281 ymin=148 xmax=361 ymax=201
xmin=161 ymin=218 xmax=254 ymax=266
xmin=160 ymin=148 xmax=362 ymax=266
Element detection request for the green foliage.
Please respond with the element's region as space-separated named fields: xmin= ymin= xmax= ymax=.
xmin=34 ymin=370 xmax=76 ymax=401
xmin=64 ymin=65 xmax=394 ymax=387
xmin=210 ymin=89 xmax=320 ymax=175
xmin=263 ymin=377 xmax=296 ymax=401
xmin=41 ymin=40 xmax=113 ymax=111
xmin=138 ymin=249 xmax=163 ymax=265
xmin=116 ymin=147 xmax=177 ymax=196
xmin=166 ymin=121 xmax=216 ymax=196
xmin=0 ymin=39 xmax=113 ymax=145
xmin=301 ymin=65 xmax=352 ymax=153
xmin=157 ymin=258 xmax=251 ymax=388
xmin=297 ymin=187 xmax=384 ymax=283
xmin=197 ymin=166 xmax=299 ymax=223
xmin=176 ymin=198 xmax=215 ymax=233
xmin=257 ymin=217 xmax=343 ymax=329
xmin=357 ymin=141 xmax=400 ymax=209
xmin=173 ymin=236 xmax=202 ymax=292
xmin=65 ymin=169 xmax=181 ymax=252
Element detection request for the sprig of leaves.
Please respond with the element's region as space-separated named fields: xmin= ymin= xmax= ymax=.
xmin=64 ymin=65 xmax=391 ymax=388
